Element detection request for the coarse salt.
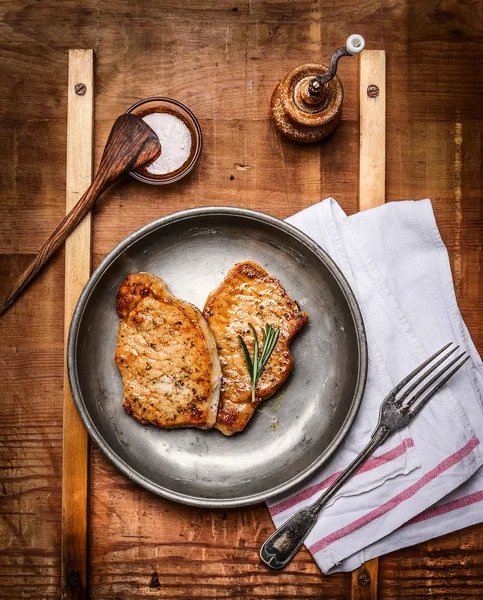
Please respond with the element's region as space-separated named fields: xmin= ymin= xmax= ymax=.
xmin=142 ymin=112 xmax=192 ymax=176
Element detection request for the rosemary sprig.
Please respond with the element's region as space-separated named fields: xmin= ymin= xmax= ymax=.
xmin=238 ymin=323 xmax=280 ymax=403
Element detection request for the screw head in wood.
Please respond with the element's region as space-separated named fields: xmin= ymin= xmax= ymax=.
xmin=75 ymin=83 xmax=87 ymax=96
xmin=367 ymin=85 xmax=379 ymax=98
xmin=67 ymin=570 xmax=82 ymax=588
xmin=358 ymin=569 xmax=371 ymax=586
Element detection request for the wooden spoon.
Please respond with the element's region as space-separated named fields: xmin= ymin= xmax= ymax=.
xmin=0 ymin=113 xmax=161 ymax=318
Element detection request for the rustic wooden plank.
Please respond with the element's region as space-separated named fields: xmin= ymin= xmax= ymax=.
xmin=61 ymin=49 xmax=94 ymax=600
xmin=351 ymin=49 xmax=386 ymax=600
xmin=359 ymin=50 xmax=386 ymax=210
xmin=1 ymin=1 xmax=483 ymax=599
xmin=352 ymin=560 xmax=379 ymax=600
xmin=380 ymin=0 xmax=483 ymax=589
xmin=379 ymin=524 xmax=483 ymax=598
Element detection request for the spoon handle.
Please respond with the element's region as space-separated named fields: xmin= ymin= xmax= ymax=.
xmin=0 ymin=114 xmax=160 ymax=319
xmin=0 ymin=176 xmax=106 ymax=318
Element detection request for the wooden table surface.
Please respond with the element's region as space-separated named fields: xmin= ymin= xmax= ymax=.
xmin=1 ymin=1 xmax=482 ymax=598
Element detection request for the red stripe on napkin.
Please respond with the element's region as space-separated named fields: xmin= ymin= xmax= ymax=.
xmin=270 ymin=438 xmax=415 ymax=517
xmin=309 ymin=436 xmax=480 ymax=555
xmin=404 ymin=490 xmax=483 ymax=527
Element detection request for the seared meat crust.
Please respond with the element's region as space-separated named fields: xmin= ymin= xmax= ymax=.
xmin=203 ymin=261 xmax=307 ymax=435
xmin=115 ymin=273 xmax=221 ymax=429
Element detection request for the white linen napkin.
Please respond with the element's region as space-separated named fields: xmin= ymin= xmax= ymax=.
xmin=266 ymin=198 xmax=483 ymax=574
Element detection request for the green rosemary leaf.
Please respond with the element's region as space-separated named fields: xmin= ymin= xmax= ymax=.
xmin=258 ymin=325 xmax=279 ymax=377
xmin=238 ymin=335 xmax=253 ymax=378
xmin=238 ymin=322 xmax=280 ymax=404
xmin=248 ymin=324 xmax=259 ymax=403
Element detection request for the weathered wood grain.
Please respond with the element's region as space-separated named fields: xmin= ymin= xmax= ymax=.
xmin=0 ymin=110 xmax=159 ymax=317
xmin=352 ymin=560 xmax=379 ymax=600
xmin=1 ymin=0 xmax=482 ymax=598
xmin=351 ymin=49 xmax=386 ymax=600
xmin=61 ymin=49 xmax=94 ymax=600
xmin=359 ymin=50 xmax=385 ymax=210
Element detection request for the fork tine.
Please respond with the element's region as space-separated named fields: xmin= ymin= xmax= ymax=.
xmin=397 ymin=345 xmax=460 ymax=404
xmin=405 ymin=351 xmax=467 ymax=408
xmin=406 ymin=355 xmax=469 ymax=419
xmin=390 ymin=342 xmax=453 ymax=398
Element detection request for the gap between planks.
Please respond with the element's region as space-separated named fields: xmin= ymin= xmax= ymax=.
xmin=62 ymin=49 xmax=94 ymax=600
xmin=351 ymin=50 xmax=386 ymax=600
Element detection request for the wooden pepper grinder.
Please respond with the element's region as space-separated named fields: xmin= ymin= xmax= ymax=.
xmin=271 ymin=34 xmax=365 ymax=142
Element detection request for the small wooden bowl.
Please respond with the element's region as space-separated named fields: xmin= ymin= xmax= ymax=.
xmin=125 ymin=97 xmax=202 ymax=185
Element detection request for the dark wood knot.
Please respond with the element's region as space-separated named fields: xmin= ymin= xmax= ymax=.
xmin=149 ymin=571 xmax=161 ymax=588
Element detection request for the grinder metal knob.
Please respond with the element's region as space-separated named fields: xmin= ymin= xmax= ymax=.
xmin=271 ymin=35 xmax=365 ymax=143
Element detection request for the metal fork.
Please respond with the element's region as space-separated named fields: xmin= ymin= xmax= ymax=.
xmin=260 ymin=342 xmax=469 ymax=569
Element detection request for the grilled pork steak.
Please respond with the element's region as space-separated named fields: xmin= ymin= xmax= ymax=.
xmin=203 ymin=261 xmax=308 ymax=435
xmin=115 ymin=273 xmax=221 ymax=429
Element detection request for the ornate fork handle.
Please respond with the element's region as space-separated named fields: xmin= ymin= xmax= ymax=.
xmin=260 ymin=427 xmax=388 ymax=569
